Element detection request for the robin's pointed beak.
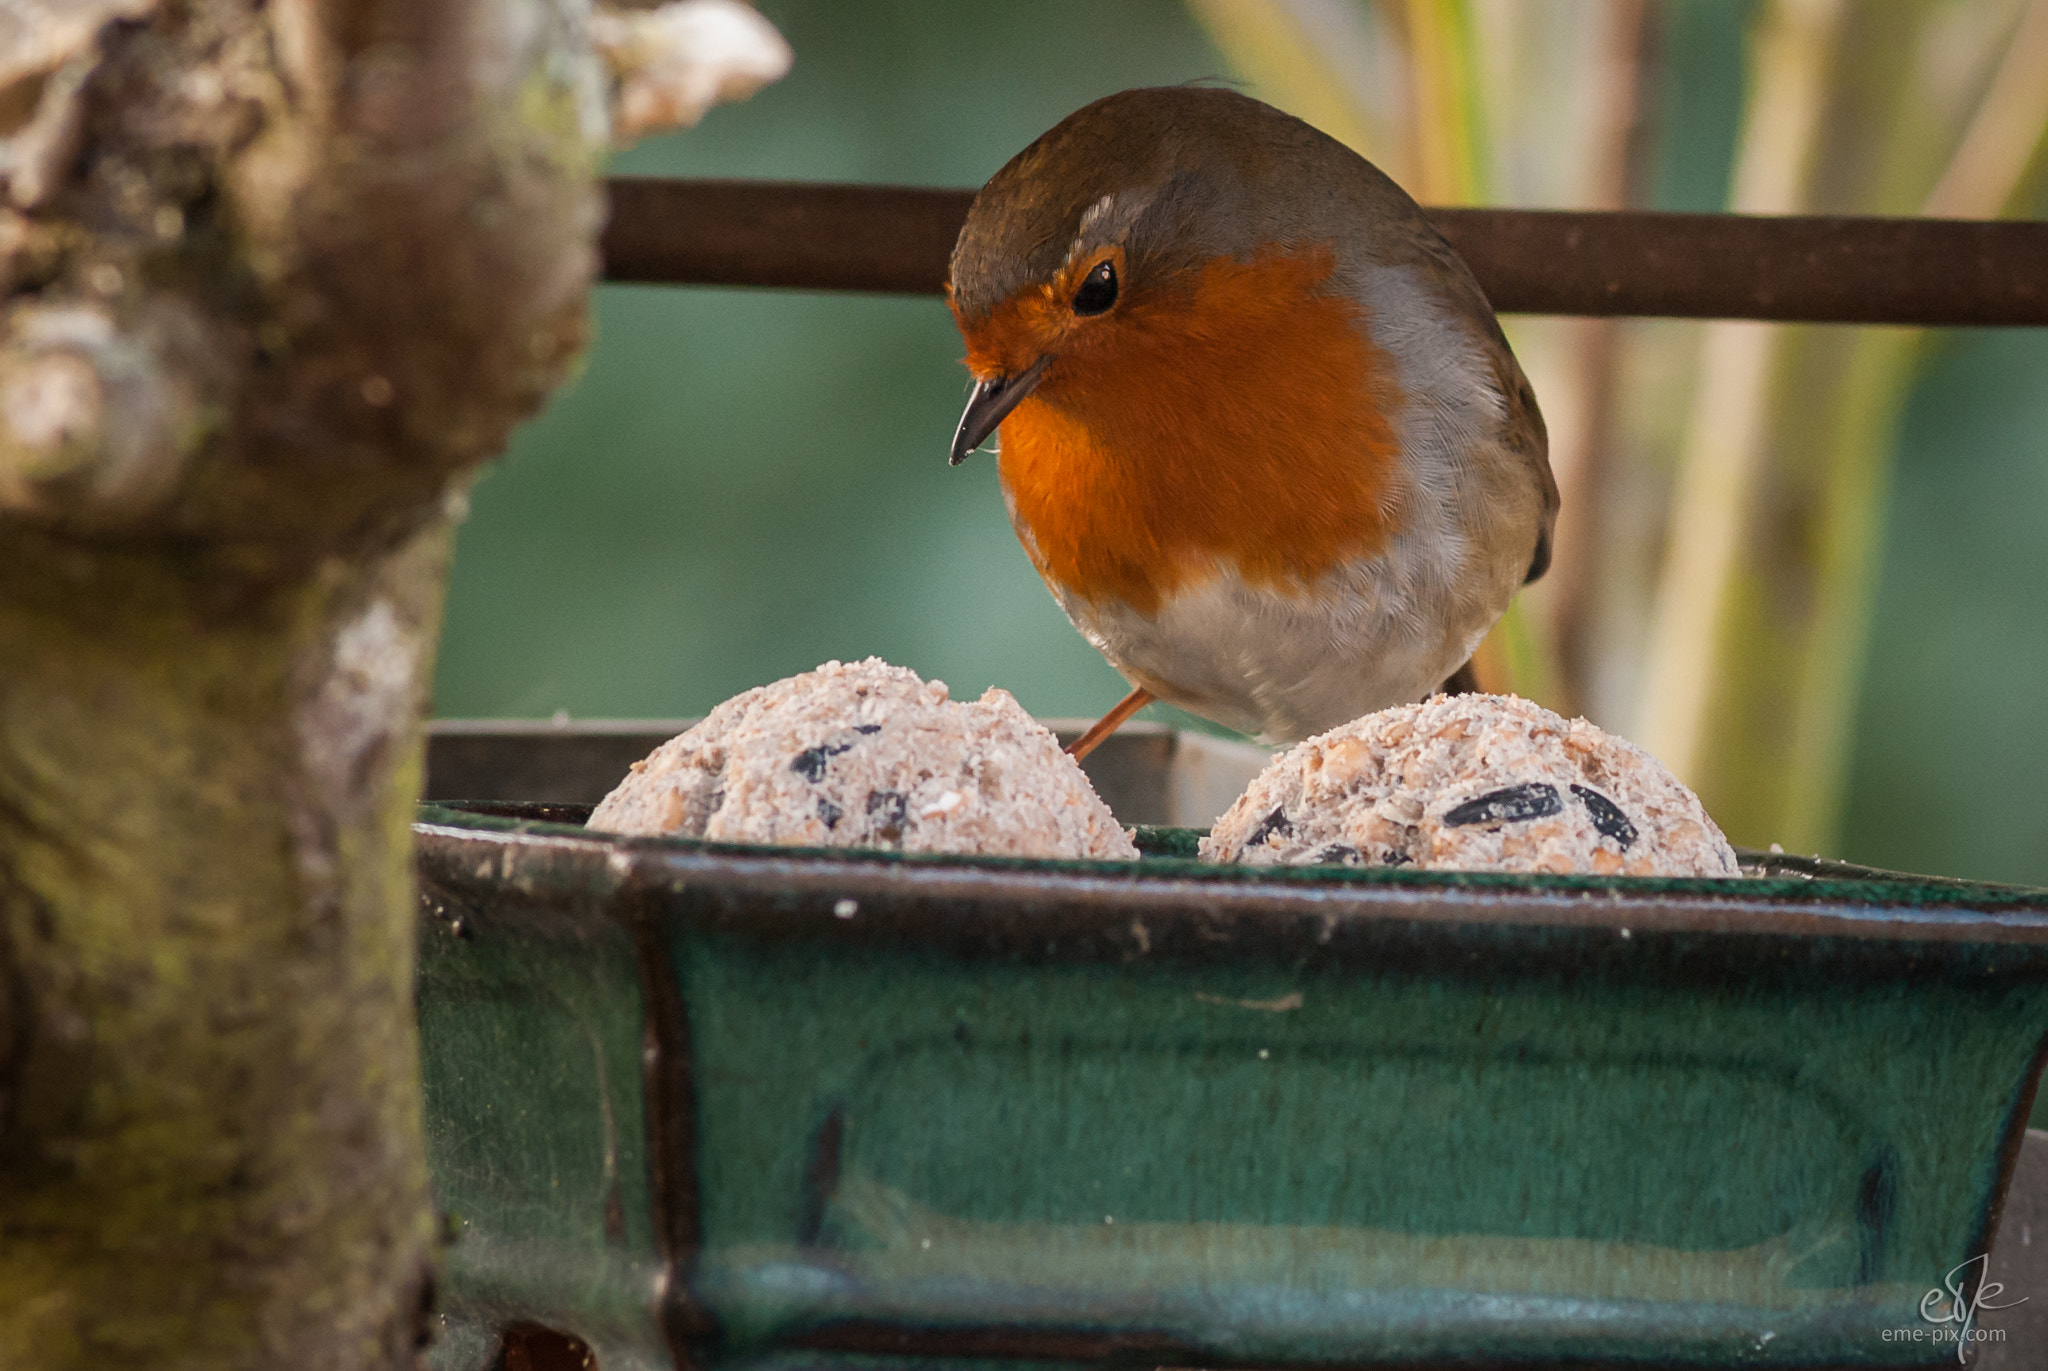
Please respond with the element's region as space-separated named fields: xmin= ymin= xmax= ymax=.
xmin=949 ymin=356 xmax=1050 ymax=465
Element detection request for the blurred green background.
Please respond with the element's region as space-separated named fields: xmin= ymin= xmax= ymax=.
xmin=433 ymin=0 xmax=2048 ymax=886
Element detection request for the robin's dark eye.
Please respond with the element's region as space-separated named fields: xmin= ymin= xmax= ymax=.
xmin=1071 ymin=259 xmax=1118 ymax=316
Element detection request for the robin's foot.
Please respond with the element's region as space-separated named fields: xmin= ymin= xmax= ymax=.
xmin=1438 ymin=660 xmax=1481 ymax=696
xmin=1065 ymin=686 xmax=1154 ymax=762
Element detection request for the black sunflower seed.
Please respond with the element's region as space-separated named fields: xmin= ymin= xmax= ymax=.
xmin=790 ymin=739 xmax=857 ymax=782
xmin=1443 ymin=782 xmax=1563 ymax=828
xmin=1570 ymin=784 xmax=1637 ymax=848
xmin=1245 ymin=805 xmax=1293 ymax=846
xmin=866 ymin=790 xmax=908 ymax=842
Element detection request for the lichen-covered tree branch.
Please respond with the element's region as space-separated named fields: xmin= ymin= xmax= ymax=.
xmin=0 ymin=0 xmax=783 ymax=1365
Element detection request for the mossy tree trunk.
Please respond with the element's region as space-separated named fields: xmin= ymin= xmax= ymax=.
xmin=0 ymin=0 xmax=604 ymax=1365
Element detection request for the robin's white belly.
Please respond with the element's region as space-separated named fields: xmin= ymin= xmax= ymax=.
xmin=1049 ymin=561 xmax=1484 ymax=743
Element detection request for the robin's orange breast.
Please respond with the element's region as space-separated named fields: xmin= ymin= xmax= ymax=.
xmin=959 ymin=244 xmax=1408 ymax=618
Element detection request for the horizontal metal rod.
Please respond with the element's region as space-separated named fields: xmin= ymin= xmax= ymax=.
xmin=601 ymin=177 xmax=2048 ymax=326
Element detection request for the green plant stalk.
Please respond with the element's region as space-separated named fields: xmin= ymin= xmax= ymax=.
xmin=1636 ymin=0 xmax=1846 ymax=789
xmin=1400 ymin=0 xmax=1487 ymax=205
xmin=1777 ymin=328 xmax=1921 ymax=855
xmin=1184 ymin=0 xmax=1389 ymax=163
xmin=1489 ymin=595 xmax=1559 ymax=708
xmin=1707 ymin=0 xmax=2048 ymax=855
xmin=1399 ymin=0 xmax=1570 ymax=703
xmin=1777 ymin=0 xmax=2048 ymax=854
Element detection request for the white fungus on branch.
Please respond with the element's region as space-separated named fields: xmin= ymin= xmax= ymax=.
xmin=591 ymin=0 xmax=791 ymax=146
xmin=0 ymin=0 xmax=160 ymax=208
xmin=0 ymin=303 xmax=197 ymax=524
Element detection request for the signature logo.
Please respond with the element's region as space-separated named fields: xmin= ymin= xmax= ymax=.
xmin=1911 ymin=1255 xmax=2027 ymax=1363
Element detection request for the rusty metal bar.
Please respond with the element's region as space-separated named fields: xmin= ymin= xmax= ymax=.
xmin=603 ymin=179 xmax=971 ymax=296
xmin=601 ymin=177 xmax=2048 ymax=326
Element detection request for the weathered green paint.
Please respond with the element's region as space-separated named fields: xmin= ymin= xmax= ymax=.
xmin=419 ymin=869 xmax=667 ymax=1369
xmin=415 ymin=803 xmax=2048 ymax=1369
xmin=684 ymin=944 xmax=2034 ymax=1364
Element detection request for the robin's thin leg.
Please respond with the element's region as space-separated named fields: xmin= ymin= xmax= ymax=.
xmin=1438 ymin=659 xmax=1481 ymax=696
xmin=1066 ymin=686 xmax=1154 ymax=762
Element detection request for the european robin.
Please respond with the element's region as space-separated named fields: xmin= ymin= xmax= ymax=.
xmin=946 ymin=87 xmax=1557 ymax=755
